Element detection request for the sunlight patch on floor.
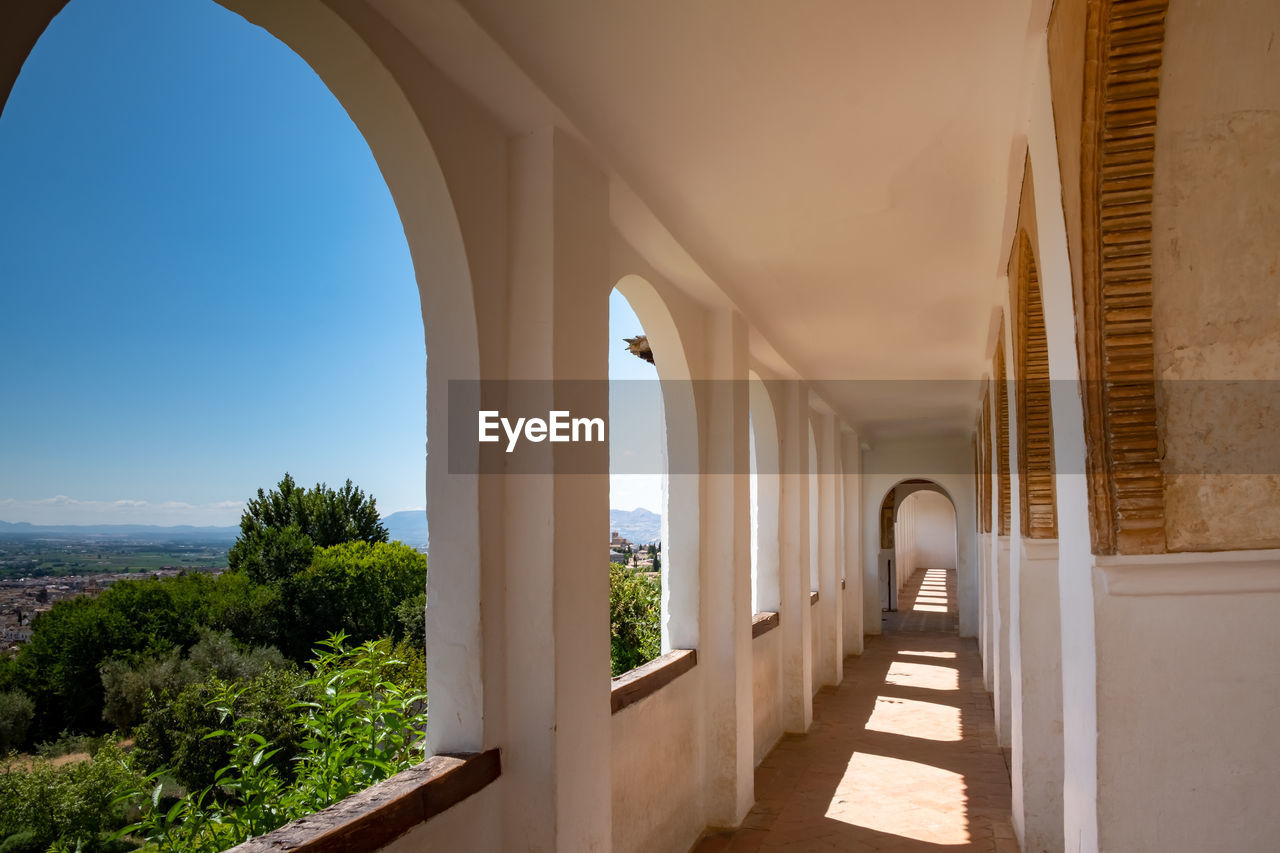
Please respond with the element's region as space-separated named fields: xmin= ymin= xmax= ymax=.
xmin=914 ymin=603 xmax=950 ymax=612
xmin=899 ymin=650 xmax=957 ymax=659
xmin=826 ymin=752 xmax=969 ymax=844
xmin=867 ymin=695 xmax=962 ymax=742
xmin=885 ymin=660 xmax=959 ymax=690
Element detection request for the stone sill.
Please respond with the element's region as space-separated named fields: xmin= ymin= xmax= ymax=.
xmin=611 ymin=649 xmax=697 ymax=714
xmin=751 ymin=611 xmax=780 ymax=638
xmin=226 ymin=749 xmax=501 ymax=853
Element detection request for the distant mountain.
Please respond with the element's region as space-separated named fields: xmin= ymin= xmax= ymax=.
xmin=0 ymin=520 xmax=239 ymax=540
xmin=609 ymin=507 xmax=661 ymax=545
xmin=382 ymin=510 xmax=429 ymax=551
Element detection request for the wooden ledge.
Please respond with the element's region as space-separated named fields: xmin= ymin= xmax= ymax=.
xmin=226 ymin=749 xmax=501 ymax=853
xmin=809 ymin=590 xmax=819 ymax=605
xmin=611 ymin=649 xmax=697 ymax=714
xmin=841 ymin=579 xmax=846 ymax=590
xmin=751 ymin=611 xmax=779 ymax=638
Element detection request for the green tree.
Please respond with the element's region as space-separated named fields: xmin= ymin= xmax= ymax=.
xmin=280 ymin=542 xmax=426 ymax=659
xmin=393 ymin=591 xmax=426 ymax=648
xmin=609 ymin=563 xmax=661 ymax=676
xmin=227 ymin=474 xmax=387 ymax=584
xmin=13 ymin=574 xmax=211 ymax=739
xmin=99 ymin=630 xmax=287 ymax=733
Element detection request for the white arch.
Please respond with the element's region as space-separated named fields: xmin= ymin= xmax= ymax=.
xmin=748 ymin=371 xmax=781 ymax=613
xmin=614 ymin=273 xmax=700 ymax=650
xmin=808 ymin=419 xmax=819 ymax=592
xmin=1 ymin=0 xmax=485 ymax=753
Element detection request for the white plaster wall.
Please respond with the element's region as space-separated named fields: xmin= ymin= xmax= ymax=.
xmin=861 ymin=436 xmax=979 ymax=637
xmin=809 ymin=599 xmax=821 ymax=694
xmin=894 ymin=504 xmax=916 ymax=593
xmin=994 ymin=537 xmax=1012 ymax=747
xmin=381 ymin=781 xmax=502 ymax=853
xmin=841 ymin=432 xmax=864 ymax=655
xmin=1093 ymin=553 xmax=1280 ymax=853
xmin=1015 ymin=540 xmax=1063 ymax=853
xmin=981 ymin=532 xmax=995 ymax=692
xmin=752 ymin=628 xmax=784 ymax=765
xmin=1027 ymin=34 xmax=1100 ymax=852
xmin=612 ymin=669 xmax=706 ymax=853
xmin=902 ymin=491 xmax=957 ymax=570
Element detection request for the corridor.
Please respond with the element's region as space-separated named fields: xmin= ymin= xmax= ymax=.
xmin=697 ymin=568 xmax=1016 ymax=852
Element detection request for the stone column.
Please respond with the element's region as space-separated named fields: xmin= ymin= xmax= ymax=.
xmin=815 ymin=412 xmax=842 ymax=686
xmin=840 ymin=430 xmax=864 ymax=655
xmin=779 ymin=382 xmax=814 ymax=731
xmin=501 ymin=127 xmax=611 ymax=852
xmin=699 ymin=308 xmax=754 ymax=826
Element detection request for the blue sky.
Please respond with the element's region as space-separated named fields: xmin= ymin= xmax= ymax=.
xmin=0 ymin=0 xmax=660 ymax=526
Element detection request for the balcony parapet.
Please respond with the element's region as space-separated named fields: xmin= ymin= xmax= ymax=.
xmin=751 ymin=611 xmax=779 ymax=638
xmin=611 ymin=649 xmax=697 ymax=714
xmin=226 ymin=749 xmax=501 ymax=853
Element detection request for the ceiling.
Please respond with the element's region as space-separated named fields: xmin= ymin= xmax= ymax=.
xmin=383 ymin=0 xmax=1037 ymax=439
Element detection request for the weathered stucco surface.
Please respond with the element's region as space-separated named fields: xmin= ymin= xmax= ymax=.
xmin=1093 ymin=555 xmax=1280 ymax=853
xmin=1153 ymin=0 xmax=1280 ymax=551
xmin=751 ymin=627 xmax=783 ymax=765
xmin=612 ymin=668 xmax=705 ymax=853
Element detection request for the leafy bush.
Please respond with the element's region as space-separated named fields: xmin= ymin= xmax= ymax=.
xmin=0 ymin=831 xmax=44 ymax=853
xmin=122 ymin=636 xmax=427 ymax=852
xmin=609 ymin=563 xmax=661 ymax=676
xmin=393 ymin=591 xmax=426 ymax=647
xmin=0 ymin=692 xmax=34 ymax=754
xmin=0 ymin=742 xmax=141 ymax=852
xmin=101 ymin=631 xmax=288 ymax=733
xmin=133 ymin=666 xmax=307 ymax=793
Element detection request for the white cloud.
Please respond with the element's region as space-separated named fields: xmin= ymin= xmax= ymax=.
xmin=0 ymin=496 xmax=245 ymax=527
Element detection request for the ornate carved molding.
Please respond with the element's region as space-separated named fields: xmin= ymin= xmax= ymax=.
xmin=1080 ymin=0 xmax=1169 ymax=554
xmin=995 ymin=337 xmax=1011 ymax=537
xmin=980 ymin=388 xmax=992 ymax=535
xmin=1014 ymin=231 xmax=1058 ymax=539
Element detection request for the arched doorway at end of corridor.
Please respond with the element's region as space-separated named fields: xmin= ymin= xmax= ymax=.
xmin=876 ymin=480 xmax=958 ymax=632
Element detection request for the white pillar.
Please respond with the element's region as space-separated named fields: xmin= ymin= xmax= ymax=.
xmin=699 ymin=308 xmax=754 ymax=826
xmin=815 ymin=411 xmax=842 ymax=686
xmin=779 ymin=382 xmax=814 ymax=731
xmin=501 ymin=127 xmax=611 ymax=852
xmin=994 ymin=535 xmax=1013 ymax=748
xmin=1016 ymin=539 xmax=1064 ymax=853
xmin=840 ymin=430 xmax=864 ymax=655
xmin=1023 ymin=34 xmax=1100 ymax=852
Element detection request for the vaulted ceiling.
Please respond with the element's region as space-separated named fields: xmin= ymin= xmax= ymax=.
xmin=383 ymin=0 xmax=1039 ymax=438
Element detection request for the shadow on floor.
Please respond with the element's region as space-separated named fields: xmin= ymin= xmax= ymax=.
xmin=693 ymin=568 xmax=1017 ymax=853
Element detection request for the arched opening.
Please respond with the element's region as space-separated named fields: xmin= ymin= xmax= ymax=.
xmin=876 ymin=479 xmax=959 ymax=633
xmin=1013 ymin=231 xmax=1057 ymax=539
xmin=0 ymin=0 xmax=482 ymax=845
xmin=748 ymin=372 xmax=781 ymax=614
xmin=808 ymin=420 xmax=820 ymax=593
xmin=610 ymin=277 xmax=699 ymax=662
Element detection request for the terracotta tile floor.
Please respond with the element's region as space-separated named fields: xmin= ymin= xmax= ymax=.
xmin=695 ymin=567 xmax=1017 ymax=853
